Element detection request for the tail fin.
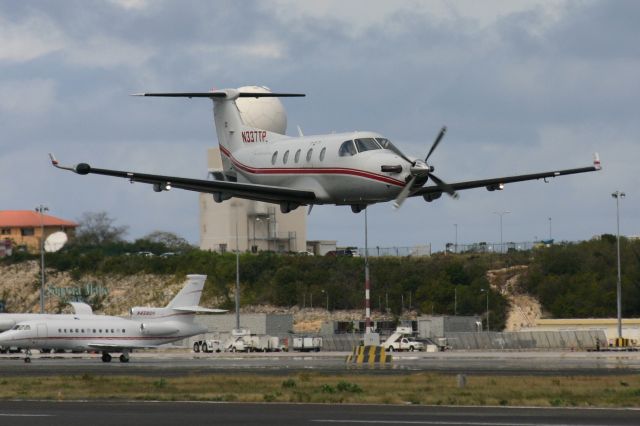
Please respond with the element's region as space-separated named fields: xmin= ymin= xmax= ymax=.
xmin=133 ymin=87 xmax=304 ymax=174
xmin=167 ymin=274 xmax=207 ymax=308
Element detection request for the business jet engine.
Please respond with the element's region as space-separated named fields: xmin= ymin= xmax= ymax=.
xmin=139 ymin=322 xmax=180 ymax=336
xmin=235 ymin=85 xmax=287 ymax=135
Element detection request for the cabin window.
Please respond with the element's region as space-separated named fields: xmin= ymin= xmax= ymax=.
xmin=81 ymin=329 xmax=85 ymax=333
xmin=271 ymin=151 xmax=278 ymax=165
xmin=93 ymin=329 xmax=96 ymax=333
xmin=99 ymin=329 xmax=102 ymax=333
xmin=339 ymin=140 xmax=357 ymax=157
xmin=75 ymin=328 xmax=79 ymax=333
xmin=122 ymin=329 xmax=125 ymax=333
xmin=306 ymin=148 xmax=313 ymax=162
xmin=319 ymin=147 xmax=327 ymax=161
xmin=58 ymin=328 xmax=61 ymax=333
xmin=294 ymin=149 xmax=301 ymax=163
xmin=111 ymin=329 xmax=115 ymax=333
xmin=64 ymin=329 xmax=67 ymax=333
xmin=283 ymin=150 xmax=289 ymax=164
xmin=354 ymin=138 xmax=381 ymax=152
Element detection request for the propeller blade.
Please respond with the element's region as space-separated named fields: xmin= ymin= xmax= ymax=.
xmin=393 ymin=176 xmax=417 ymax=209
xmin=425 ymin=126 xmax=447 ymax=162
xmin=429 ymin=173 xmax=459 ymax=199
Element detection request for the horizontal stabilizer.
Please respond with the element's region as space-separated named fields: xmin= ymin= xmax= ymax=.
xmin=132 ymin=91 xmax=304 ymax=99
xmin=172 ymin=306 xmax=228 ymax=314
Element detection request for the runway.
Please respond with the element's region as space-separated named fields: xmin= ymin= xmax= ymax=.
xmin=2 ymin=350 xmax=640 ymax=376
xmin=0 ymin=401 xmax=638 ymax=426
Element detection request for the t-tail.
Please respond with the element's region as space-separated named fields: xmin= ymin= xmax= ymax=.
xmin=131 ymin=87 xmax=304 ymax=172
xmin=130 ymin=274 xmax=226 ymax=323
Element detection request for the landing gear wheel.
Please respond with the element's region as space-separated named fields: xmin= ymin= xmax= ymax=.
xmin=24 ymin=349 xmax=32 ymax=363
xmin=202 ymin=343 xmax=208 ymax=353
xmin=119 ymin=354 xmax=130 ymax=363
xmin=24 ymin=357 xmax=31 ymax=363
xmin=193 ymin=342 xmax=200 ymax=353
xmin=101 ymin=352 xmax=112 ymax=363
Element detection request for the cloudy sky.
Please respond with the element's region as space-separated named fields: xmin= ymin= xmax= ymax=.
xmin=1 ymin=0 xmax=638 ymax=251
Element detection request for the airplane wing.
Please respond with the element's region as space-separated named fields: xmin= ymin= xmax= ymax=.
xmin=172 ymin=306 xmax=228 ymax=313
xmin=412 ymin=156 xmax=601 ymax=198
xmin=49 ymin=155 xmax=317 ymax=205
xmin=87 ymin=343 xmax=154 ymax=351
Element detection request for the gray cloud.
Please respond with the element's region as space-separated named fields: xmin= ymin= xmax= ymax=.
xmin=0 ymin=0 xmax=637 ymax=249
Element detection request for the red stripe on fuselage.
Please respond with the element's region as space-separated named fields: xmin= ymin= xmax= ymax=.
xmin=218 ymin=145 xmax=405 ymax=187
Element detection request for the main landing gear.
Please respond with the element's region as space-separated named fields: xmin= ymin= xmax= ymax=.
xmin=24 ymin=349 xmax=32 ymax=363
xmin=101 ymin=351 xmax=130 ymax=363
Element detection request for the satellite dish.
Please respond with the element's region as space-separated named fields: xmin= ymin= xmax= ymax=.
xmin=44 ymin=231 xmax=68 ymax=253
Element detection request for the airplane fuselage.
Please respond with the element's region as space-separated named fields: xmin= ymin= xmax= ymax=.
xmin=225 ymin=131 xmax=409 ymax=205
xmin=0 ymin=316 xmax=206 ymax=352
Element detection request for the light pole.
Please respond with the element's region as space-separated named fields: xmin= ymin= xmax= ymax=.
xmin=480 ymin=288 xmax=489 ymax=332
xmin=493 ymin=211 xmax=511 ymax=253
xmin=321 ymin=289 xmax=329 ymax=311
xmin=612 ymin=190 xmax=625 ymax=339
xmin=35 ymin=205 xmax=48 ymax=313
xmin=548 ymin=217 xmax=552 ymax=241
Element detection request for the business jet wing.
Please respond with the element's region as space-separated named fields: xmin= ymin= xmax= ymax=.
xmin=49 ymin=155 xmax=317 ymax=205
xmin=87 ymin=343 xmax=155 ymax=351
xmin=412 ymin=156 xmax=601 ymax=198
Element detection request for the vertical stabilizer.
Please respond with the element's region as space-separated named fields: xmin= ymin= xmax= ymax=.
xmin=167 ymin=274 xmax=207 ymax=308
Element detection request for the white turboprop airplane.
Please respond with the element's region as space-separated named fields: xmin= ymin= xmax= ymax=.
xmin=0 ymin=274 xmax=225 ymax=363
xmin=50 ymin=87 xmax=601 ymax=213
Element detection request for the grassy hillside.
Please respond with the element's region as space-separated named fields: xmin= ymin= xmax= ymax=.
xmin=3 ymin=235 xmax=638 ymax=329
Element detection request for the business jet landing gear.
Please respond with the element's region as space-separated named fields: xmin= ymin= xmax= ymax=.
xmin=24 ymin=349 xmax=32 ymax=363
xmin=280 ymin=202 xmax=299 ymax=214
xmin=119 ymin=351 xmax=130 ymax=363
xmin=101 ymin=352 xmax=112 ymax=363
xmin=351 ymin=204 xmax=367 ymax=213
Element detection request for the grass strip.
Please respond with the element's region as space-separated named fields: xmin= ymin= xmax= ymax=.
xmin=2 ymin=373 xmax=640 ymax=407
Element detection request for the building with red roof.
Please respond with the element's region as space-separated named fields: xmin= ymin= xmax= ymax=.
xmin=0 ymin=210 xmax=77 ymax=254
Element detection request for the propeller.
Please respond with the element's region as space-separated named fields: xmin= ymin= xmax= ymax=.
xmin=392 ymin=126 xmax=458 ymax=209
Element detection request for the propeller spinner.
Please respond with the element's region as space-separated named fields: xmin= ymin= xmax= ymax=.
xmin=393 ymin=126 xmax=458 ymax=209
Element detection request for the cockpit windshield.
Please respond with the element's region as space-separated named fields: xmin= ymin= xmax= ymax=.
xmin=11 ymin=324 xmax=31 ymax=331
xmin=376 ymin=138 xmax=405 ymax=158
xmin=339 ymin=140 xmax=357 ymax=157
xmin=354 ymin=138 xmax=381 ymax=152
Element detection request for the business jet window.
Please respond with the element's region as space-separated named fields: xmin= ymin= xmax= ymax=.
xmin=306 ymin=148 xmax=313 ymax=162
xmin=75 ymin=328 xmax=79 ymax=333
xmin=339 ymin=140 xmax=357 ymax=157
xmin=294 ymin=149 xmax=301 ymax=163
xmin=354 ymin=138 xmax=381 ymax=152
xmin=271 ymin=151 xmax=278 ymax=165
xmin=93 ymin=329 xmax=96 ymax=333
xmin=122 ymin=329 xmax=126 ymax=333
xmin=81 ymin=329 xmax=85 ymax=333
xmin=111 ymin=329 xmax=115 ymax=333
xmin=99 ymin=329 xmax=102 ymax=333
xmin=376 ymin=138 xmax=404 ymax=157
xmin=283 ymin=150 xmax=290 ymax=164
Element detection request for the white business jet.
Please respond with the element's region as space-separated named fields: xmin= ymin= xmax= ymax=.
xmin=50 ymin=86 xmax=601 ymax=213
xmin=0 ymin=274 xmax=224 ymax=363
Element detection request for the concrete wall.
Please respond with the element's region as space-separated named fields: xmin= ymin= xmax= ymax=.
xmin=418 ymin=315 xmax=481 ymax=338
xmin=444 ymin=330 xmax=607 ymax=350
